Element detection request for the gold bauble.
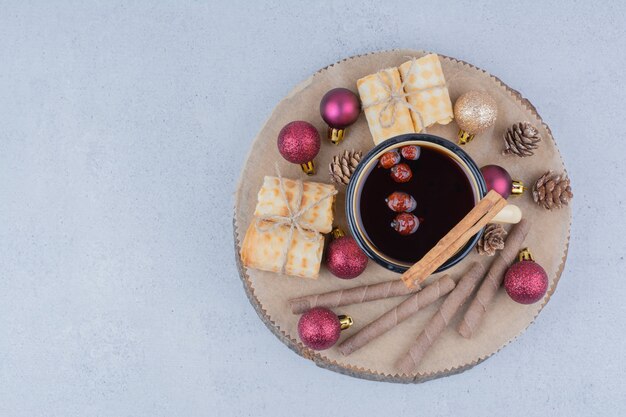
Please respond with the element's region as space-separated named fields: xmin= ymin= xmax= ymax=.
xmin=454 ymin=91 xmax=498 ymax=144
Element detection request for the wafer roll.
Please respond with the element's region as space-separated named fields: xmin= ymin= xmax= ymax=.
xmin=289 ymin=279 xmax=419 ymax=314
xmin=397 ymin=262 xmax=486 ymax=374
xmin=457 ymin=219 xmax=531 ymax=338
xmin=337 ymin=276 xmax=455 ymax=356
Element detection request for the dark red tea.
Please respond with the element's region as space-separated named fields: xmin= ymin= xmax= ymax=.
xmin=359 ymin=145 xmax=475 ymax=264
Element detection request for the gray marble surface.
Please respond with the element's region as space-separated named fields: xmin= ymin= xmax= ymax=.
xmin=1 ymin=1 xmax=625 ymax=416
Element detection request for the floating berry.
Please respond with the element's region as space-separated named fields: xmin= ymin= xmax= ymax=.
xmin=391 ymin=213 xmax=420 ymax=236
xmin=390 ymin=163 xmax=413 ymax=183
xmin=386 ymin=191 xmax=417 ymax=212
xmin=401 ymin=145 xmax=421 ymax=160
xmin=379 ymin=150 xmax=401 ymax=169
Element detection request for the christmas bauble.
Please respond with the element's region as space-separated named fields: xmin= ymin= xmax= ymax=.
xmin=480 ymin=165 xmax=525 ymax=199
xmin=454 ymin=91 xmax=497 ymax=144
xmin=504 ymin=249 xmax=548 ymax=304
xmin=320 ymin=88 xmax=360 ymax=145
xmin=481 ymin=164 xmax=513 ymax=199
xmin=320 ymin=88 xmax=360 ymax=129
xmin=326 ymin=233 xmax=368 ymax=279
xmin=277 ymin=121 xmax=321 ymax=174
xmin=297 ymin=307 xmax=353 ymax=350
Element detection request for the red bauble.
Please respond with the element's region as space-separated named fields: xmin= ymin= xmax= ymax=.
xmin=326 ymin=236 xmax=368 ymax=279
xmin=298 ymin=307 xmax=344 ymax=350
xmin=320 ymin=88 xmax=361 ymax=129
xmin=481 ymin=164 xmax=513 ymax=199
xmin=504 ymin=254 xmax=548 ymax=304
xmin=277 ymin=121 xmax=321 ymax=164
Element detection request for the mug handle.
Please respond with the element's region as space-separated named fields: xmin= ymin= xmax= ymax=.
xmin=491 ymin=204 xmax=522 ymax=224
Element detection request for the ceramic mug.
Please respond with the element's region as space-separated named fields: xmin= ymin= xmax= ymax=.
xmin=345 ymin=133 xmax=488 ymax=273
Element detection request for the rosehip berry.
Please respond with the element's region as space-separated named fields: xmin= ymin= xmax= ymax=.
xmin=390 ymin=163 xmax=413 ymax=183
xmin=401 ymin=145 xmax=421 ymax=160
xmin=391 ymin=213 xmax=420 ymax=236
xmin=379 ymin=150 xmax=401 ymax=169
xmin=385 ymin=191 xmax=417 ymax=212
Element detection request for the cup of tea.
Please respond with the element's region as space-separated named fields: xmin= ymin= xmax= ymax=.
xmin=345 ymin=133 xmax=488 ymax=273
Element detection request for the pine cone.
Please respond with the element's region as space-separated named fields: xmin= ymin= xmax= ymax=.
xmin=329 ymin=149 xmax=362 ymax=185
xmin=476 ymin=223 xmax=507 ymax=256
xmin=532 ymin=170 xmax=573 ymax=210
xmin=502 ymin=122 xmax=541 ymax=157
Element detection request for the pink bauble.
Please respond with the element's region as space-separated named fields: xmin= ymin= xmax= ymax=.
xmin=297 ymin=307 xmax=341 ymax=350
xmin=277 ymin=121 xmax=321 ymax=164
xmin=326 ymin=236 xmax=368 ymax=279
xmin=320 ymin=88 xmax=361 ymax=129
xmin=481 ymin=164 xmax=512 ymax=199
xmin=504 ymin=260 xmax=549 ymax=304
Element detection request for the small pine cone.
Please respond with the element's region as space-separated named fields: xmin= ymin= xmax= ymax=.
xmin=329 ymin=149 xmax=362 ymax=185
xmin=502 ymin=122 xmax=541 ymax=157
xmin=476 ymin=223 xmax=507 ymax=256
xmin=532 ymin=170 xmax=573 ymax=210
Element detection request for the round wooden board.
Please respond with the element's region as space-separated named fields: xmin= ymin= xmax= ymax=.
xmin=233 ymin=50 xmax=571 ymax=383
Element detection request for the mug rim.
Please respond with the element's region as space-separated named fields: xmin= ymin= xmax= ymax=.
xmin=345 ymin=133 xmax=488 ymax=274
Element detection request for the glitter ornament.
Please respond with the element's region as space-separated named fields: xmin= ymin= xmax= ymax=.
xmin=277 ymin=121 xmax=321 ymax=175
xmin=297 ymin=307 xmax=353 ymax=350
xmin=504 ymin=248 xmax=548 ymax=304
xmin=326 ymin=228 xmax=368 ymax=279
xmin=454 ymin=91 xmax=498 ymax=144
xmin=480 ymin=165 xmax=525 ymax=199
xmin=320 ymin=88 xmax=361 ymax=144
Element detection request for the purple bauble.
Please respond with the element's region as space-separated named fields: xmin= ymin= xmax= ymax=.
xmin=481 ymin=164 xmax=512 ymax=199
xmin=277 ymin=121 xmax=321 ymax=164
xmin=326 ymin=236 xmax=368 ymax=279
xmin=297 ymin=307 xmax=341 ymax=350
xmin=320 ymin=88 xmax=361 ymax=129
xmin=504 ymin=260 xmax=548 ymax=304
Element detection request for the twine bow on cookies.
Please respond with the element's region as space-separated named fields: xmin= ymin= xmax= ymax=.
xmin=362 ymin=57 xmax=448 ymax=132
xmin=255 ymin=164 xmax=337 ymax=274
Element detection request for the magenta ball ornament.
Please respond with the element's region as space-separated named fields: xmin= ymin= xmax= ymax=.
xmin=320 ymin=88 xmax=361 ymax=129
xmin=320 ymin=88 xmax=361 ymax=144
xmin=481 ymin=164 xmax=513 ymax=199
xmin=277 ymin=121 xmax=321 ymax=175
xmin=504 ymin=251 xmax=549 ymax=304
xmin=326 ymin=236 xmax=368 ymax=279
xmin=297 ymin=307 xmax=352 ymax=350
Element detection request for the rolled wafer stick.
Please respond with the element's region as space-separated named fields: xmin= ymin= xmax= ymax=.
xmin=396 ymin=262 xmax=486 ymax=375
xmin=402 ymin=190 xmax=507 ymax=289
xmin=457 ymin=219 xmax=531 ymax=338
xmin=337 ymin=276 xmax=456 ymax=356
xmin=289 ymin=279 xmax=420 ymax=315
